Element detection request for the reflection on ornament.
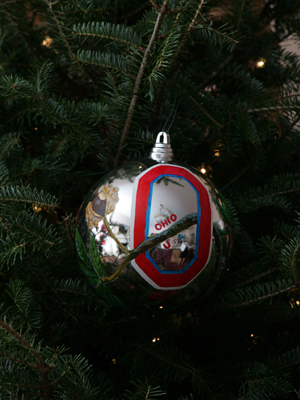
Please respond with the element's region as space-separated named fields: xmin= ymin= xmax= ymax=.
xmin=85 ymin=184 xmax=119 ymax=229
xmin=76 ymin=132 xmax=232 ymax=311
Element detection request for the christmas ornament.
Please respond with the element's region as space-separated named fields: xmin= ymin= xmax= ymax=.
xmin=76 ymin=132 xmax=232 ymax=309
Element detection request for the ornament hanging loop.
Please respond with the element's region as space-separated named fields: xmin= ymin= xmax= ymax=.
xmin=150 ymin=131 xmax=173 ymax=163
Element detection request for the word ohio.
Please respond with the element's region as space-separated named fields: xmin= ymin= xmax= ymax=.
xmin=155 ymin=214 xmax=177 ymax=230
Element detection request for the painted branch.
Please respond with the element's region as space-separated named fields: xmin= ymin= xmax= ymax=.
xmin=102 ymin=212 xmax=197 ymax=282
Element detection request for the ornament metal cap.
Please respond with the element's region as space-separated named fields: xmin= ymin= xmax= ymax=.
xmin=150 ymin=132 xmax=173 ymax=163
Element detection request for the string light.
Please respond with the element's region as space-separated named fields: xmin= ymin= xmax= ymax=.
xmin=256 ymin=58 xmax=266 ymax=68
xmin=214 ymin=150 xmax=220 ymax=157
xmin=111 ymin=358 xmax=117 ymax=364
xmin=200 ymin=166 xmax=206 ymax=174
xmin=42 ymin=37 xmax=53 ymax=47
xmin=32 ymin=203 xmax=47 ymax=213
xmin=290 ymin=300 xmax=300 ymax=308
xmin=152 ymin=338 xmax=160 ymax=343
xmin=32 ymin=203 xmax=42 ymax=213
xmin=159 ymin=306 xmax=163 ymax=309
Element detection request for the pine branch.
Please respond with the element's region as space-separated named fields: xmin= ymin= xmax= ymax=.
xmin=73 ymin=21 xmax=142 ymax=48
xmin=171 ymin=0 xmax=206 ymax=63
xmin=0 ymin=186 xmax=59 ymax=209
xmin=248 ymin=105 xmax=300 ymax=113
xmin=76 ymin=49 xmax=136 ymax=77
xmin=0 ymin=319 xmax=54 ymax=400
xmin=176 ymin=83 xmax=224 ymax=128
xmin=219 ymin=279 xmax=296 ymax=309
xmin=230 ymin=267 xmax=280 ymax=290
xmin=114 ymin=0 xmax=170 ymax=167
xmin=44 ymin=0 xmax=100 ymax=90
xmin=1 ymin=4 xmax=38 ymax=57
xmin=134 ymin=344 xmax=217 ymax=397
xmin=195 ymin=23 xmax=239 ymax=52
xmin=0 ymin=132 xmax=20 ymax=160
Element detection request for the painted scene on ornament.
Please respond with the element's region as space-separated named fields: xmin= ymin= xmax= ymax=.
xmin=85 ymin=183 xmax=131 ymax=265
xmin=146 ymin=175 xmax=199 ymax=272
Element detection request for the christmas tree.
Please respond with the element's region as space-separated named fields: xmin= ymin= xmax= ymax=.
xmin=1 ymin=0 xmax=300 ymax=398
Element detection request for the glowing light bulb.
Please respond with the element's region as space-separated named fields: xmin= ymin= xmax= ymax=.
xmin=200 ymin=167 xmax=206 ymax=174
xmin=42 ymin=37 xmax=53 ymax=47
xmin=32 ymin=203 xmax=42 ymax=213
xmin=214 ymin=150 xmax=220 ymax=157
xmin=256 ymin=59 xmax=266 ymax=68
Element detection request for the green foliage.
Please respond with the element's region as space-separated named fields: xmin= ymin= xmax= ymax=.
xmin=194 ymin=22 xmax=239 ymax=52
xmin=75 ymin=229 xmax=125 ymax=308
xmin=238 ymin=363 xmax=294 ymax=400
xmin=76 ymin=49 xmax=138 ymax=75
xmin=73 ymin=21 xmax=142 ymax=47
xmin=124 ymin=379 xmax=166 ymax=399
xmin=0 ymin=185 xmax=58 ymax=210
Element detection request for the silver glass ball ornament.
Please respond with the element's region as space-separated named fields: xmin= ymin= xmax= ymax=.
xmin=76 ymin=132 xmax=232 ymax=310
